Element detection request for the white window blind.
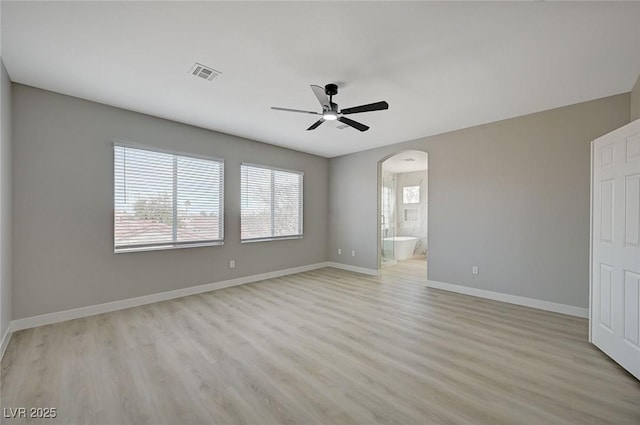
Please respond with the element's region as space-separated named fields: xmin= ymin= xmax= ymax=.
xmin=114 ymin=143 xmax=224 ymax=252
xmin=241 ymin=164 xmax=303 ymax=242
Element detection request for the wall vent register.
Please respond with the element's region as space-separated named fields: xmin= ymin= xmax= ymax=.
xmin=189 ymin=63 xmax=222 ymax=81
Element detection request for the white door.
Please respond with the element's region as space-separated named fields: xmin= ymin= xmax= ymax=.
xmin=591 ymin=119 xmax=640 ymax=380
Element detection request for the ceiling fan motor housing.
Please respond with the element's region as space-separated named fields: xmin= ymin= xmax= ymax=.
xmin=324 ymin=83 xmax=338 ymax=96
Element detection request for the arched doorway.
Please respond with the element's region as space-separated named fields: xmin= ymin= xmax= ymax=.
xmin=378 ymin=150 xmax=428 ymax=278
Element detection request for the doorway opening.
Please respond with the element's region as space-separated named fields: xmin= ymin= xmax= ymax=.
xmin=378 ymin=150 xmax=428 ymax=278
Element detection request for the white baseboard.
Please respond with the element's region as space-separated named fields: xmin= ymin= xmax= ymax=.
xmin=1 ymin=325 xmax=12 ymax=360
xmin=10 ymin=262 xmax=328 ymax=332
xmin=426 ymin=280 xmax=589 ymax=318
xmin=7 ymin=265 xmax=587 ymax=344
xmin=327 ymin=262 xmax=380 ymax=276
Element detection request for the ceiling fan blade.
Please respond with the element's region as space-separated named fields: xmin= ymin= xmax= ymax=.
xmin=338 ymin=116 xmax=369 ymax=132
xmin=310 ymin=85 xmax=331 ymax=110
xmin=307 ymin=119 xmax=325 ymax=131
xmin=340 ymin=101 xmax=389 ymax=115
xmin=271 ymin=107 xmax=320 ymax=115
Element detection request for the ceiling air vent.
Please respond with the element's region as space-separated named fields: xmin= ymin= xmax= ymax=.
xmin=189 ymin=63 xmax=221 ymax=81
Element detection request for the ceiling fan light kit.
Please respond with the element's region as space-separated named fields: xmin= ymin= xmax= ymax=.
xmin=271 ymin=83 xmax=389 ymax=132
xmin=323 ymin=111 xmax=338 ymax=121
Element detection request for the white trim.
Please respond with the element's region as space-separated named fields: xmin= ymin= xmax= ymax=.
xmin=589 ymin=139 xmax=594 ymax=341
xmin=327 ymin=262 xmax=380 ymax=276
xmin=241 ymin=235 xmax=303 ymax=244
xmin=426 ymin=280 xmax=589 ymax=318
xmin=113 ymin=140 xmax=225 ymax=163
xmin=1 ymin=325 xmax=12 ymax=360
xmin=241 ymin=162 xmax=304 ymax=176
xmin=115 ymin=240 xmax=224 ymax=254
xmin=11 ymin=262 xmax=328 ymax=332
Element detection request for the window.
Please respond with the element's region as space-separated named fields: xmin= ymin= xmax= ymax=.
xmin=114 ymin=143 xmax=224 ymax=252
xmin=403 ymin=186 xmax=420 ymax=204
xmin=241 ymin=163 xmax=303 ymax=242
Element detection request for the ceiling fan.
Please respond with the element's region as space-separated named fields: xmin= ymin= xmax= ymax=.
xmin=271 ymin=83 xmax=389 ymax=132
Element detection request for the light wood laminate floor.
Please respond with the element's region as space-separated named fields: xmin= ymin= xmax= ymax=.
xmin=2 ymin=259 xmax=639 ymax=425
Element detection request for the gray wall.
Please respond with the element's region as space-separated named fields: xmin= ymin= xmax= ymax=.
xmin=632 ymin=74 xmax=640 ymax=121
xmin=329 ymin=94 xmax=630 ymax=308
xmin=0 ymin=61 xmax=12 ymax=337
xmin=12 ymin=84 xmax=328 ymax=319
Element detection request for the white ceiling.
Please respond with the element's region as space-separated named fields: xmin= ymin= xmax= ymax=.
xmin=3 ymin=2 xmax=640 ymax=158
xmin=382 ymin=150 xmax=428 ymax=174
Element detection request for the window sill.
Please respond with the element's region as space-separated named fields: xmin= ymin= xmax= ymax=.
xmin=114 ymin=241 xmax=223 ymax=253
xmin=241 ymin=235 xmax=303 ymax=244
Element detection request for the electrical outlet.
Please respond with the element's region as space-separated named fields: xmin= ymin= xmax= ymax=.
xmin=472 ymin=266 xmax=479 ymax=275
xmin=229 ymin=260 xmax=235 ymax=269
xmin=337 ymin=248 xmax=342 ymax=255
xmin=351 ymin=250 xmax=356 ymax=257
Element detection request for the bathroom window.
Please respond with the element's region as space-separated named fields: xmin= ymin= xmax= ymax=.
xmin=241 ymin=163 xmax=303 ymax=242
xmin=403 ymin=186 xmax=420 ymax=204
xmin=114 ymin=143 xmax=224 ymax=252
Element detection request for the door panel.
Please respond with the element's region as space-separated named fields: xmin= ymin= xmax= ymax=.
xmin=591 ymin=119 xmax=640 ymax=380
xmin=599 ymin=263 xmax=613 ymax=330
xmin=600 ymin=179 xmax=615 ymax=243
xmin=623 ymin=271 xmax=640 ymax=348
xmin=626 ymin=173 xmax=640 ymax=247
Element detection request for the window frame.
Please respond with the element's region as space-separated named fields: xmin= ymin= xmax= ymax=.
xmin=113 ymin=141 xmax=225 ymax=253
xmin=402 ymin=185 xmax=421 ymax=204
xmin=240 ymin=162 xmax=304 ymax=243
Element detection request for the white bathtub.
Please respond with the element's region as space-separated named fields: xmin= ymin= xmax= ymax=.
xmin=382 ymin=236 xmax=418 ymax=260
